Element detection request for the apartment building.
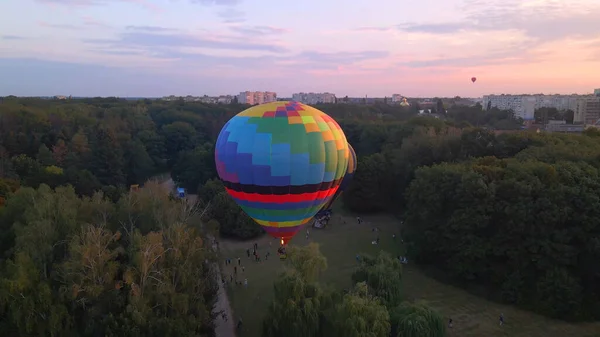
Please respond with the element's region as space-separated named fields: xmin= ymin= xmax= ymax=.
xmin=594 ymin=89 xmax=600 ymax=97
xmin=291 ymin=92 xmax=336 ymax=104
xmin=573 ymin=96 xmax=600 ymax=124
xmin=482 ymin=94 xmax=537 ymax=120
xmin=534 ymin=94 xmax=579 ymax=111
xmin=237 ymin=91 xmax=277 ymax=105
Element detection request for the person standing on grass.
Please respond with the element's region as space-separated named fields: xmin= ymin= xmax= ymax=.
xmin=246 ymin=249 xmax=250 ymax=258
xmin=499 ymin=313 xmax=504 ymax=326
xmin=237 ymin=257 xmax=241 ymax=265
xmin=448 ymin=318 xmax=453 ymax=328
xmin=244 ymin=278 xmax=248 ymax=287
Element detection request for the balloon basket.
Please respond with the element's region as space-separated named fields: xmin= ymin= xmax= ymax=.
xmin=279 ymin=254 xmax=287 ymax=260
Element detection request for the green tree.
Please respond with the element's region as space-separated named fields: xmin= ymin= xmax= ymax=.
xmin=206 ymin=191 xmax=262 ymax=239
xmin=172 ymin=143 xmax=216 ymax=191
xmin=436 ymin=99 xmax=445 ymax=114
xmin=51 ymin=139 xmax=68 ymax=166
xmin=286 ymin=243 xmax=328 ymax=282
xmin=262 ymin=270 xmax=325 ymax=337
xmin=352 ymin=252 xmax=403 ymax=307
xmin=37 ymin=144 xmax=55 ymax=166
xmin=342 ymin=153 xmax=390 ymax=212
xmin=327 ymin=282 xmax=391 ymax=337
xmin=0 ymin=252 xmax=72 ymax=336
xmin=390 ymin=301 xmax=446 ymax=337
xmin=124 ymin=138 xmax=155 ymax=185
xmin=89 ymin=126 xmax=125 ymax=186
xmin=161 ymin=122 xmax=198 ymax=165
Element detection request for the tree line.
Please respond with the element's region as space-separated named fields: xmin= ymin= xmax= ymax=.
xmin=0 ymin=96 xmax=520 ymax=240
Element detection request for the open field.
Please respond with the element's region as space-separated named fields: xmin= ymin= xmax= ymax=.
xmin=218 ymin=213 xmax=600 ymax=337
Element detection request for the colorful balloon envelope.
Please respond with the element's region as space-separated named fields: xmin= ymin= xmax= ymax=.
xmin=320 ymin=143 xmax=357 ymax=212
xmin=215 ymin=101 xmax=349 ymax=245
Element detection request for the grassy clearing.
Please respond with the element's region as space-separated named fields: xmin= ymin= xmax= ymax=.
xmin=218 ymin=213 xmax=600 ymax=337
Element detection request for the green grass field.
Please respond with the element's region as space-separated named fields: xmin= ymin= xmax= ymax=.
xmin=218 ymin=213 xmax=600 ymax=337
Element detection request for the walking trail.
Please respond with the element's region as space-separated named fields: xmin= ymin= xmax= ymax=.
xmin=159 ymin=177 xmax=236 ymax=337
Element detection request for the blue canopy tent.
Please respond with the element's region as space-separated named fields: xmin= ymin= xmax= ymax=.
xmin=177 ymin=187 xmax=185 ymax=198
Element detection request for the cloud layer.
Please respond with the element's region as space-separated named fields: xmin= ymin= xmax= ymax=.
xmin=2 ymin=0 xmax=600 ymax=96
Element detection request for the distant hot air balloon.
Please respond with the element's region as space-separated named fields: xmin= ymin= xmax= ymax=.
xmin=471 ymin=77 xmax=477 ymax=83
xmin=215 ymin=101 xmax=349 ymax=246
xmin=319 ymin=143 xmax=357 ymax=212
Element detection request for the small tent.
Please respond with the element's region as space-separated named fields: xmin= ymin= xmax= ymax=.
xmin=177 ymin=187 xmax=185 ymax=198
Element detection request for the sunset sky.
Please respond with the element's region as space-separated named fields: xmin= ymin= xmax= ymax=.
xmin=1 ymin=0 xmax=599 ymax=97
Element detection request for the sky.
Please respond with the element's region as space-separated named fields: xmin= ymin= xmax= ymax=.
xmin=1 ymin=0 xmax=600 ymax=97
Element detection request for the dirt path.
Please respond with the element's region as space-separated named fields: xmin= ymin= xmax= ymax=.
xmin=210 ymin=238 xmax=237 ymax=337
xmin=158 ymin=177 xmax=236 ymax=337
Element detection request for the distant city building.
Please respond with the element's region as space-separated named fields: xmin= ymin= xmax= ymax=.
xmin=391 ymin=94 xmax=404 ymax=103
xmin=594 ymin=89 xmax=600 ymax=97
xmin=162 ymin=95 xmax=178 ymax=101
xmin=217 ymin=95 xmax=233 ymax=104
xmin=534 ymin=94 xmax=579 ymax=111
xmin=482 ymin=94 xmax=584 ymax=120
xmin=291 ymin=92 xmax=336 ymax=104
xmin=482 ymin=95 xmax=536 ymax=120
xmin=573 ymin=96 xmax=600 ymax=124
xmin=161 ymin=94 xmax=233 ymax=103
xmin=237 ymin=91 xmax=277 ymax=105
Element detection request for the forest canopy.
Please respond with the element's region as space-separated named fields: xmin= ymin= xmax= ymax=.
xmin=2 ymin=96 xmax=598 ymax=331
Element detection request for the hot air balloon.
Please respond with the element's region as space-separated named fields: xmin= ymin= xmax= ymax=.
xmin=319 ymin=143 xmax=357 ymax=212
xmin=471 ymin=77 xmax=477 ymax=83
xmin=215 ymin=101 xmax=349 ymax=246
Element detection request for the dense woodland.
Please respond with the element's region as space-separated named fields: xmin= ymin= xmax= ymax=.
xmin=1 ymin=96 xmax=597 ymax=336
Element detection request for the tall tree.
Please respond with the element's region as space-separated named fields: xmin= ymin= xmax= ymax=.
xmin=286 ymin=243 xmax=328 ymax=282
xmin=352 ymin=252 xmax=403 ymax=307
xmin=89 ymin=126 xmax=125 ymax=186
xmin=262 ymin=270 xmax=325 ymax=337
xmin=123 ymin=138 xmax=155 ymax=185
xmin=51 ymin=139 xmax=68 ymax=166
xmin=37 ymin=144 xmax=56 ymax=166
xmin=326 ymin=282 xmax=391 ymax=337
xmin=390 ymin=301 xmax=446 ymax=337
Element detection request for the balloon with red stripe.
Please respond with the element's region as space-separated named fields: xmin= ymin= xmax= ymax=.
xmin=215 ymin=101 xmax=349 ymax=245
